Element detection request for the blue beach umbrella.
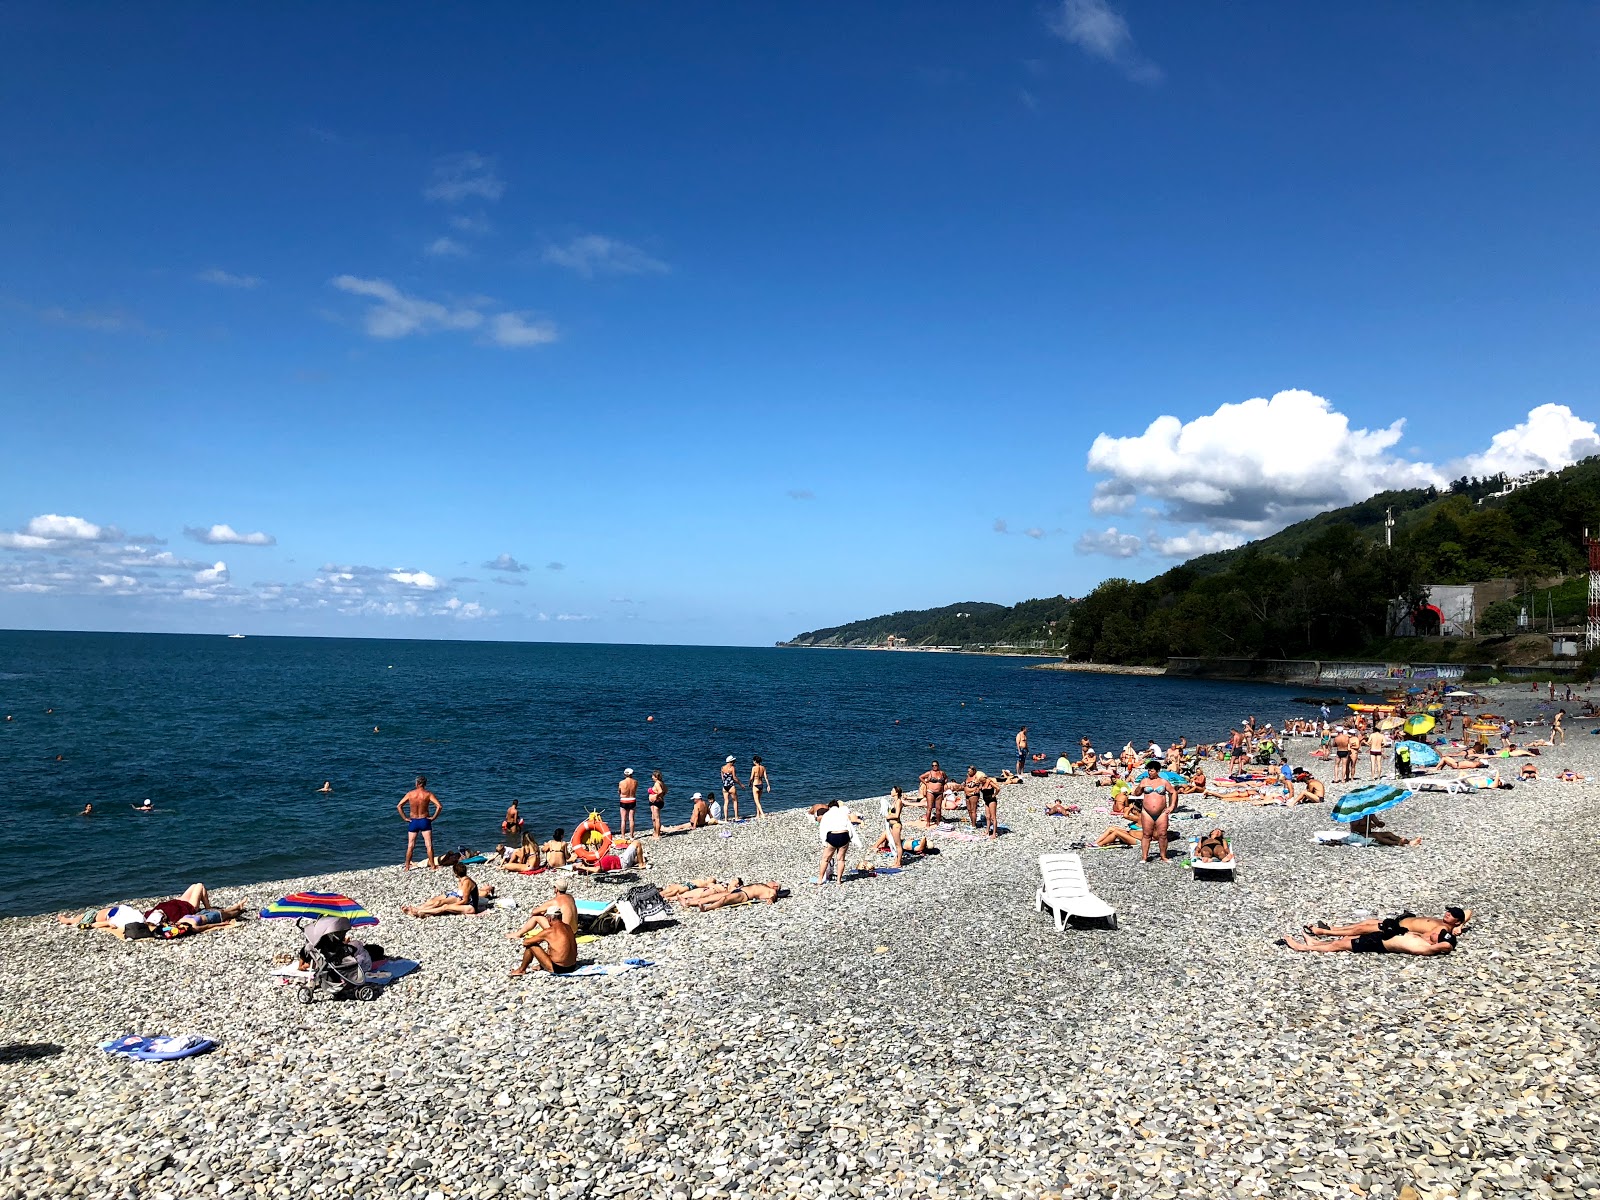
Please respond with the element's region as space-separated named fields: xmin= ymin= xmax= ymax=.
xmin=1330 ymin=784 xmax=1413 ymax=825
xmin=261 ymin=890 xmax=379 ymax=928
xmin=1398 ymin=740 xmax=1440 ymax=768
xmin=1160 ymin=771 xmax=1187 ymax=785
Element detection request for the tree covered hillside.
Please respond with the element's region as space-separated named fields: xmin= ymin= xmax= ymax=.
xmin=784 ymin=597 xmax=1075 ymax=648
xmin=1068 ymin=457 xmax=1600 ymax=664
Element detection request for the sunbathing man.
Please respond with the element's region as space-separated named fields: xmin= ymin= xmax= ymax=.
xmin=162 ymin=902 xmax=250 ymax=938
xmin=1043 ymin=798 xmax=1079 ymax=817
xmin=689 ymin=793 xmax=712 ymax=828
xmin=510 ymin=909 xmax=576 ymax=977
xmin=402 ymin=863 xmax=492 ymax=918
xmin=1296 ymin=776 xmax=1326 ymax=805
xmin=509 ymin=879 xmax=579 ymax=942
xmin=1304 ymin=907 xmax=1471 ymax=939
xmin=1278 ymin=926 xmax=1456 ymax=956
xmin=1350 ymin=815 xmax=1421 ymax=847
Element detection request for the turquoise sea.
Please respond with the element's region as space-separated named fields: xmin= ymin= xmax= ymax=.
xmin=0 ymin=631 xmax=1313 ymax=916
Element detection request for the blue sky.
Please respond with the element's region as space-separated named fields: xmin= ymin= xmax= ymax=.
xmin=3 ymin=2 xmax=1597 ymax=644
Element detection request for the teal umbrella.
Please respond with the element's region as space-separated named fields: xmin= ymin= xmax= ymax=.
xmin=1331 ymin=783 xmax=1412 ymax=824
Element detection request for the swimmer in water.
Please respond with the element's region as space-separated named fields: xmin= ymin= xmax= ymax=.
xmin=133 ymin=799 xmax=154 ymax=813
xmin=81 ymin=803 xmax=93 ymax=816
xmin=318 ymin=781 xmax=333 ymax=794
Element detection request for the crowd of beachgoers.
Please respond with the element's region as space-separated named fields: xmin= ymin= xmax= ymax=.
xmin=8 ymin=677 xmax=1600 ymax=1198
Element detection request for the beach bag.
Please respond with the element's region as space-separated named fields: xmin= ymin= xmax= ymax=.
xmin=621 ymin=884 xmax=671 ymax=920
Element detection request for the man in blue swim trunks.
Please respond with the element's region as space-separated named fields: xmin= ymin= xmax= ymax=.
xmin=398 ymin=775 xmax=442 ymax=871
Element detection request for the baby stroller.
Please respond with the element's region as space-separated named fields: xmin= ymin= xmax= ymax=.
xmin=291 ymin=916 xmax=379 ymax=1004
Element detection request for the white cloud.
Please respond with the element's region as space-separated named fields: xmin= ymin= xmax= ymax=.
xmin=543 ymin=235 xmax=669 ymax=279
xmin=329 ymin=276 xmax=555 ymax=349
xmin=442 ymin=597 xmax=493 ymax=619
xmin=387 ymin=570 xmax=441 ymax=590
xmin=185 ymin=523 xmax=276 ymax=546
xmin=484 ymin=312 xmax=558 ymax=348
xmin=26 ymin=514 xmax=112 ymax=541
xmin=1454 ymin=403 xmax=1600 ymax=478
xmin=424 ymin=152 xmax=505 ymax=204
xmin=330 ymin=275 xmax=485 ymax=340
xmin=424 ymin=237 xmax=470 ymax=259
xmin=1024 ymin=527 xmax=1046 ymax=540
xmin=196 ymin=268 xmax=262 ymax=289
xmin=554 ymin=613 xmax=595 ymax=622
xmin=484 ymin=554 xmax=529 ymax=573
xmin=1086 ymin=390 xmax=1442 ymax=540
xmin=1146 ymin=530 xmax=1247 ymax=558
xmin=1075 ymin=527 xmax=1144 ymax=558
xmin=0 ymin=532 xmax=55 ymax=550
xmin=1046 ymin=0 xmax=1162 ymax=85
xmin=1083 ymin=393 xmax=1600 ymax=559
xmin=194 ymin=561 xmax=229 ymax=584
xmin=491 ymin=576 xmax=527 ymax=587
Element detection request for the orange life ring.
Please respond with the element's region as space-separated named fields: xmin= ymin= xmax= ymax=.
xmin=569 ymin=814 xmax=613 ymax=865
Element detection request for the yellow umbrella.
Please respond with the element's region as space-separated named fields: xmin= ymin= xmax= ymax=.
xmin=1377 ymin=717 xmax=1404 ymax=731
xmin=1403 ymin=714 xmax=1435 ymax=737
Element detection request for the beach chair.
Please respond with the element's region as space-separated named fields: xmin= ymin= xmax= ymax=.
xmin=1189 ymin=838 xmax=1237 ymax=881
xmin=1035 ymin=853 xmax=1117 ymax=931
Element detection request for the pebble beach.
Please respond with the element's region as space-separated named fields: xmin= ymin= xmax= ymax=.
xmin=5 ymin=683 xmax=1600 ymax=1200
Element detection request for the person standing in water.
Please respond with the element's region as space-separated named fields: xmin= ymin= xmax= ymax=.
xmin=1015 ymin=727 xmax=1029 ymax=775
xmin=398 ymin=775 xmax=442 ymax=871
xmin=720 ymin=756 xmax=741 ymax=821
xmin=618 ymin=768 xmax=638 ymax=836
xmin=748 ymin=755 xmax=771 ymax=818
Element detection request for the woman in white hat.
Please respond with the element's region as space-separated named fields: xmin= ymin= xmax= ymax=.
xmin=720 ymin=755 xmax=741 ymax=821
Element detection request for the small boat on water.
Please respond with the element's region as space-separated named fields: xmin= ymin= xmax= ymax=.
xmin=227 ymin=634 xmax=246 ymax=639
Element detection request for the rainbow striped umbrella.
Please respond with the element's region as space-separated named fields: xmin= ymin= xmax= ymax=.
xmin=261 ymin=890 xmax=378 ymax=927
xmin=1331 ymin=783 xmax=1413 ymax=825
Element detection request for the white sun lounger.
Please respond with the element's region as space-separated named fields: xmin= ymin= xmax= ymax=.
xmin=1035 ymin=853 xmax=1117 ymax=930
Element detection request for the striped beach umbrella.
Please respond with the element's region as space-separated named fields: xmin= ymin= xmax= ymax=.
xmin=261 ymin=890 xmax=378 ymax=927
xmin=1377 ymin=716 xmax=1404 ymax=731
xmin=1403 ymin=713 xmax=1435 ymax=737
xmin=1330 ymin=783 xmax=1413 ymax=825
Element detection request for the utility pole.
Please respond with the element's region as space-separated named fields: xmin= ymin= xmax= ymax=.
xmin=1587 ymin=528 xmax=1600 ymax=651
xmin=1385 ymin=507 xmax=1394 ymax=549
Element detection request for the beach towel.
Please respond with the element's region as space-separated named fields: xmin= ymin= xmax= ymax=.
xmin=100 ymin=1034 xmax=215 ymax=1061
xmin=272 ymin=957 xmax=420 ymax=987
xmin=559 ymin=959 xmax=653 ymax=978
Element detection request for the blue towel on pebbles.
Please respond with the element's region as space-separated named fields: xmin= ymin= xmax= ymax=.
xmin=100 ymin=1035 xmax=215 ymax=1061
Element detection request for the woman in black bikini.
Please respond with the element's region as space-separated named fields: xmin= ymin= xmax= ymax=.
xmin=882 ymin=786 xmax=905 ymax=866
xmin=1132 ymin=762 xmax=1176 ymax=863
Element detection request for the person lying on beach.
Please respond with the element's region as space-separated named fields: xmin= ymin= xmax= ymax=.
xmin=510 ymin=911 xmax=576 ymax=977
xmin=683 ymin=879 xmax=784 ymax=909
xmin=162 ymin=903 xmax=250 ymax=938
xmin=1043 ymin=799 xmax=1080 ymax=816
xmin=662 ymin=877 xmax=727 ymax=899
xmin=996 ymin=770 xmax=1026 ymax=786
xmin=1277 ymin=927 xmax=1456 ymax=956
xmin=1520 ymin=761 xmax=1539 ymax=780
xmin=1558 ymin=768 xmax=1586 ymax=782
xmin=59 ymin=902 xmax=155 ymax=936
xmin=497 ymin=839 xmax=541 ymax=869
xmin=1195 ymin=829 xmax=1231 ymax=862
xmin=1440 ymin=754 xmax=1487 ymax=770
xmin=1350 ymin=816 xmax=1421 ymax=847
xmin=1304 ymin=907 xmax=1471 ymax=939
xmin=505 ymin=881 xmax=578 ymax=950
xmin=402 ymin=863 xmax=493 ymax=917
xmin=1093 ymin=823 xmax=1179 ymax=851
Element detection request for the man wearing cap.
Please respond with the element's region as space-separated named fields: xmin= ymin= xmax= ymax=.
xmin=720 ymin=755 xmax=741 ymax=821
xmin=618 ymin=768 xmax=638 ymax=836
xmin=689 ymin=792 xmax=711 ymax=828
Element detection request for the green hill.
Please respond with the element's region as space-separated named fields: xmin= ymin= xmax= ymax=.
xmin=783 ymin=597 xmax=1075 ymax=649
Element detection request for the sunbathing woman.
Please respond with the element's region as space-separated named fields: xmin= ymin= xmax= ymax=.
xmin=1176 ymin=769 xmax=1207 ymax=796
xmin=403 ymin=863 xmax=493 ymax=917
xmin=1440 ymin=753 xmax=1486 ymax=770
xmin=497 ymin=838 xmax=541 ymax=869
xmin=1195 ymin=828 xmax=1231 ymax=862
xmin=1305 ymin=907 xmax=1470 ymax=939
xmin=1043 ymin=798 xmax=1079 ymax=817
xmin=685 ymin=879 xmax=784 ymax=910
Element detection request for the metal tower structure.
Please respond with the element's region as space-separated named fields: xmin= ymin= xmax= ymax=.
xmin=1589 ymin=532 xmax=1600 ymax=651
